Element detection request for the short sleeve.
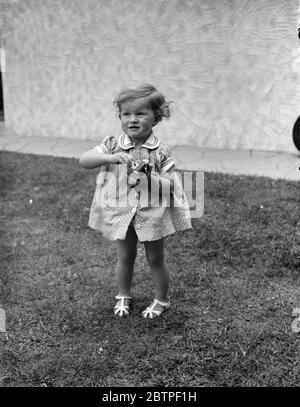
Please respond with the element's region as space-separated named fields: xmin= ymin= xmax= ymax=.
xmin=92 ymin=135 xmax=117 ymax=155
xmin=158 ymin=145 xmax=176 ymax=174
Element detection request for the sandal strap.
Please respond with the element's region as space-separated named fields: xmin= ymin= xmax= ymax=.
xmin=152 ymin=299 xmax=170 ymax=308
xmin=115 ymin=295 xmax=132 ymax=300
xmin=114 ymin=295 xmax=132 ymax=317
xmin=142 ymin=298 xmax=170 ymax=318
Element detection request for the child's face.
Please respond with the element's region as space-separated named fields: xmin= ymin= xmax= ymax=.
xmin=119 ymin=98 xmax=156 ymax=143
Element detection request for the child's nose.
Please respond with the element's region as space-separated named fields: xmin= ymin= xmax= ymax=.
xmin=129 ymin=115 xmax=138 ymax=123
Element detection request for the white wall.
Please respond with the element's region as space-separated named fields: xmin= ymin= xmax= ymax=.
xmin=1 ymin=0 xmax=299 ymax=152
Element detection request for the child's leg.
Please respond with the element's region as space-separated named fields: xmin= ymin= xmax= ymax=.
xmin=144 ymin=238 xmax=169 ymax=303
xmin=116 ymin=225 xmax=138 ymax=297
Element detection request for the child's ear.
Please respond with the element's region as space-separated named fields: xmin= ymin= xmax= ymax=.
xmin=153 ymin=111 xmax=161 ymax=126
xmin=153 ymin=115 xmax=160 ymax=126
xmin=154 ymin=117 xmax=161 ymax=127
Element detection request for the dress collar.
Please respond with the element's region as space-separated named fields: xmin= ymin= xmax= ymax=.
xmin=118 ymin=132 xmax=160 ymax=150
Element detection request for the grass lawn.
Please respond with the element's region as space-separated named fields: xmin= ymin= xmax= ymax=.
xmin=0 ymin=150 xmax=299 ymax=387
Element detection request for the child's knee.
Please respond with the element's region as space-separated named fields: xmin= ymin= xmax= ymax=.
xmin=147 ymin=254 xmax=165 ymax=269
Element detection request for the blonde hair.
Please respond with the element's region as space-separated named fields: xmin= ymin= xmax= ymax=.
xmin=113 ymin=84 xmax=171 ymax=123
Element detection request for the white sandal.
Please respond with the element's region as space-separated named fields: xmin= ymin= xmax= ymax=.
xmin=142 ymin=299 xmax=170 ymax=319
xmin=114 ymin=295 xmax=132 ymax=317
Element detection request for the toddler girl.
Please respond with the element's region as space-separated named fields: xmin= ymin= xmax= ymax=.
xmin=79 ymin=84 xmax=191 ymax=319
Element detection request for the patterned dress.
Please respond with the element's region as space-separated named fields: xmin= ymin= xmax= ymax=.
xmin=88 ymin=132 xmax=192 ymax=241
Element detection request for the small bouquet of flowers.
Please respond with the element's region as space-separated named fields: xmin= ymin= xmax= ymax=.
xmin=127 ymin=160 xmax=152 ymax=186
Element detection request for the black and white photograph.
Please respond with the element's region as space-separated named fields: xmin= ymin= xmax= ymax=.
xmin=0 ymin=0 xmax=299 ymax=395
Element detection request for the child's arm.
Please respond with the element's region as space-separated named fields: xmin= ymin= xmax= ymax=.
xmin=79 ymin=150 xmax=133 ymax=169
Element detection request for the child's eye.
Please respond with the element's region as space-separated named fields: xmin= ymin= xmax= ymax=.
xmin=137 ymin=112 xmax=145 ymax=116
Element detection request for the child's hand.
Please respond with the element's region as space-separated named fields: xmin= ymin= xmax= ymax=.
xmin=128 ymin=171 xmax=142 ymax=187
xmin=108 ymin=153 xmax=134 ymax=165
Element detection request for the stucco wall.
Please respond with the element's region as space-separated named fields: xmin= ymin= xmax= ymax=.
xmin=1 ymin=0 xmax=299 ymax=152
